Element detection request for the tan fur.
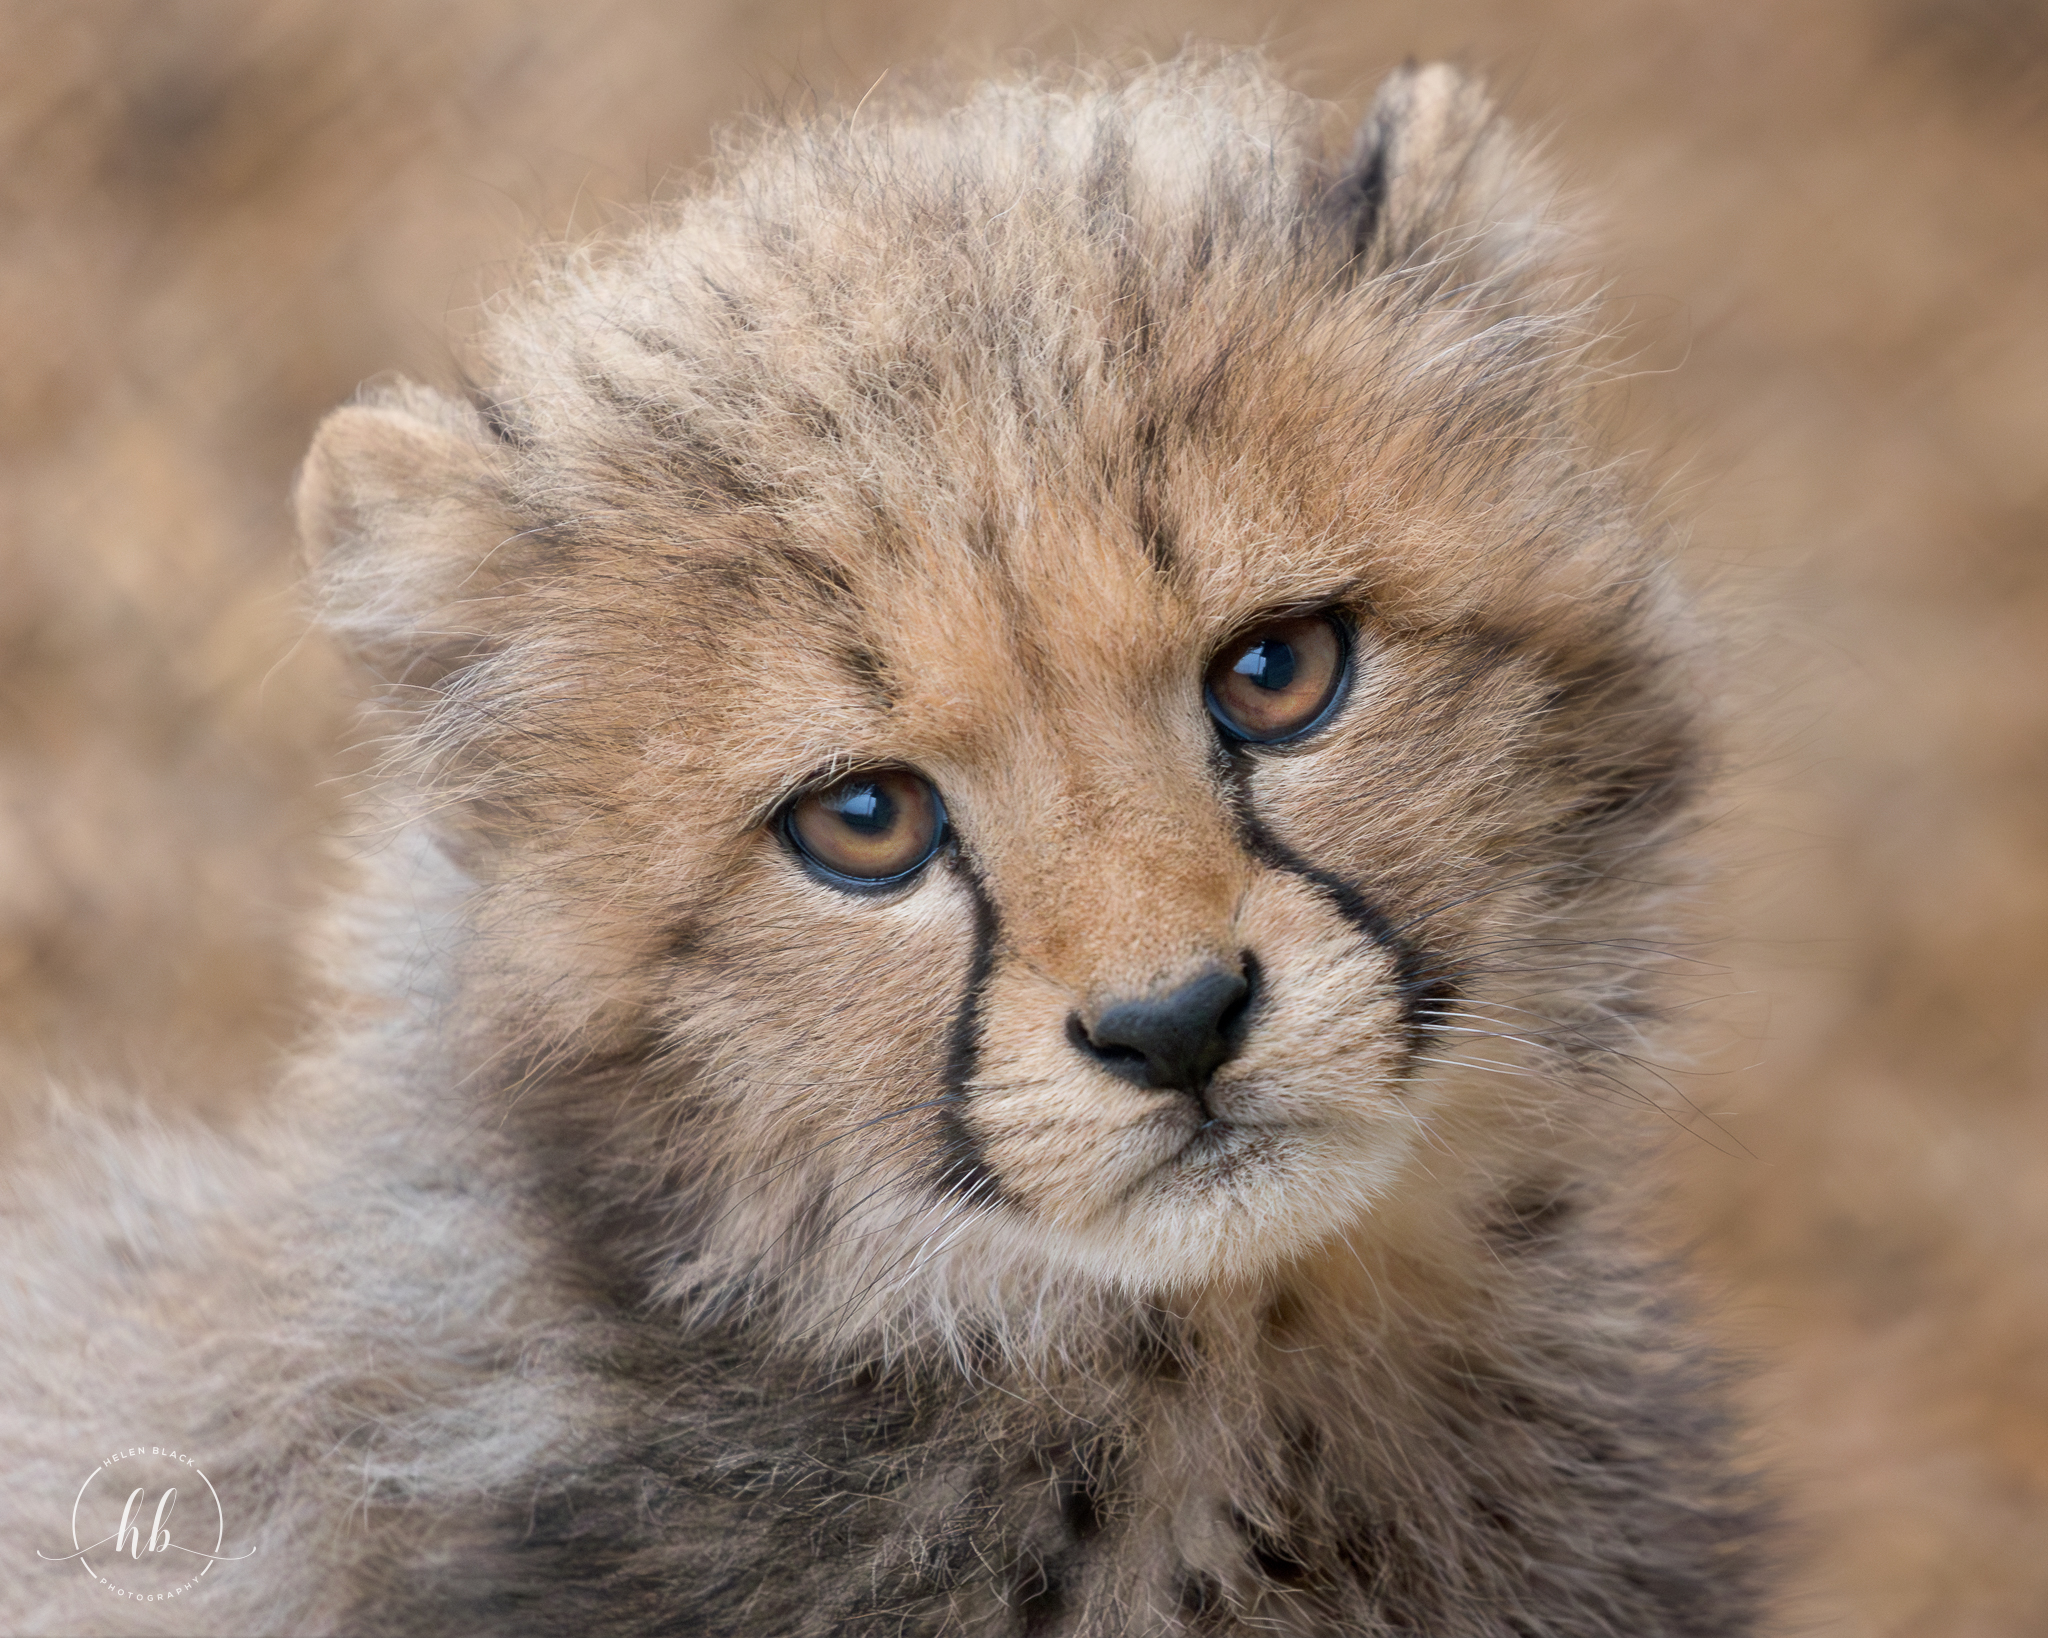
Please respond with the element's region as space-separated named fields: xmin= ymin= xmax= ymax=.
xmin=2 ymin=55 xmax=1760 ymax=1635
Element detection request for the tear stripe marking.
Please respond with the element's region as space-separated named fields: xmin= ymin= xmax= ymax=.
xmin=933 ymin=858 xmax=1004 ymax=1203
xmin=1233 ymin=809 xmax=1458 ymax=1063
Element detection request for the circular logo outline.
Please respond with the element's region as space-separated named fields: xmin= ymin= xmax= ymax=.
xmin=40 ymin=1445 xmax=253 ymax=1604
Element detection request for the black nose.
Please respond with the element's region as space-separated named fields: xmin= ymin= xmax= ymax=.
xmin=1067 ymin=962 xmax=1256 ymax=1093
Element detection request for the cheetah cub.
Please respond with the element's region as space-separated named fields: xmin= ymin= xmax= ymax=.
xmin=4 ymin=54 xmax=1766 ymax=1638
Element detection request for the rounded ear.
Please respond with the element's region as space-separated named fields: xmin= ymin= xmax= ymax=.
xmin=1332 ymin=63 xmax=1559 ymax=291
xmin=295 ymin=380 xmax=524 ymax=684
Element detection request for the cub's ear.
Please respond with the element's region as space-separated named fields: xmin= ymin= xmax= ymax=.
xmin=1332 ymin=63 xmax=1558 ymax=289
xmin=295 ymin=379 xmax=525 ymax=684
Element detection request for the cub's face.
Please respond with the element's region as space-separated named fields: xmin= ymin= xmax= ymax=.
xmin=301 ymin=63 xmax=1691 ymax=1312
xmin=653 ymin=511 xmax=1442 ymax=1294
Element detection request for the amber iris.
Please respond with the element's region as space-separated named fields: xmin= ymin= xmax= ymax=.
xmin=785 ymin=770 xmax=946 ymax=885
xmin=1204 ymin=612 xmax=1349 ymax=743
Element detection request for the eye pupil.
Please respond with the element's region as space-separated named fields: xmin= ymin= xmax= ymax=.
xmin=1235 ymin=640 xmax=1296 ymax=693
xmin=830 ymin=784 xmax=894 ymax=834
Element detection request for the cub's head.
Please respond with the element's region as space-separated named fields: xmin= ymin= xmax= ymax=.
xmin=299 ymin=58 xmax=1697 ymax=1340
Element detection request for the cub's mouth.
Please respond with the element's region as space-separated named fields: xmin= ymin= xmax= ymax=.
xmin=1159 ymin=1118 xmax=1280 ymax=1187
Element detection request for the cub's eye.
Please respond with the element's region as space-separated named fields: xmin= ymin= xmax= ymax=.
xmin=1204 ymin=612 xmax=1351 ymax=744
xmin=783 ymin=770 xmax=947 ymax=888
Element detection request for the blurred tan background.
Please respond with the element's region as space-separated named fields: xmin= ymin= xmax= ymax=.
xmin=3 ymin=1 xmax=2045 ymax=1632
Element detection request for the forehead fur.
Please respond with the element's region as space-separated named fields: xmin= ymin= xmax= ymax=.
xmin=460 ymin=54 xmax=1618 ymax=651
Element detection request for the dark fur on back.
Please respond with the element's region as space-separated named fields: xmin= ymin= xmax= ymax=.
xmin=358 ymin=1233 xmax=1759 ymax=1637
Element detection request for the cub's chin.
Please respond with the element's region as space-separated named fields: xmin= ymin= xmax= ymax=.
xmin=1001 ymin=1081 xmax=1430 ymax=1295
